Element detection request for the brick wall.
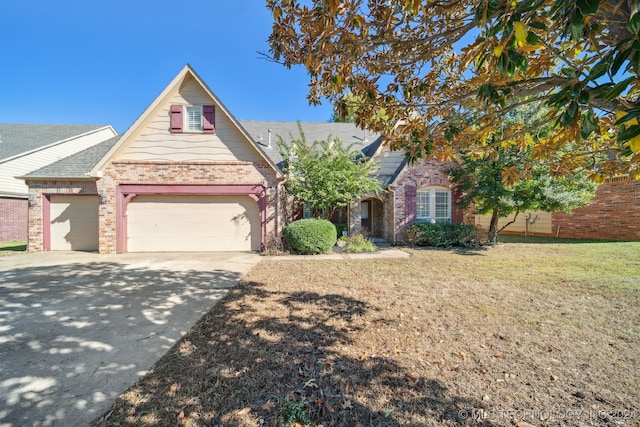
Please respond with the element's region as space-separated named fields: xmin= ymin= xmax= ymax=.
xmin=552 ymin=178 xmax=640 ymax=241
xmin=0 ymin=197 xmax=28 ymax=243
xmin=393 ymin=158 xmax=467 ymax=242
xmin=99 ymin=161 xmax=280 ymax=253
xmin=25 ymin=161 xmax=281 ymax=253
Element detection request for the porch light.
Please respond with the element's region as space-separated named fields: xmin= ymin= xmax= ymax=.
xmin=99 ymin=189 xmax=108 ymax=204
xmin=27 ymin=192 xmax=36 ymax=206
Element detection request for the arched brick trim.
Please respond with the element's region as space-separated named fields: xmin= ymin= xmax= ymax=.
xmin=116 ymin=184 xmax=266 ymax=253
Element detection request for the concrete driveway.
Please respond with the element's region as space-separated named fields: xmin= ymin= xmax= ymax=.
xmin=0 ymin=251 xmax=260 ymax=427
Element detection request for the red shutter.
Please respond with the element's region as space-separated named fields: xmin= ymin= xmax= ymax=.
xmin=405 ymin=185 xmax=417 ymax=223
xmin=170 ymin=105 xmax=183 ymax=133
xmin=451 ymin=185 xmax=463 ymax=224
xmin=203 ymin=105 xmax=215 ymax=133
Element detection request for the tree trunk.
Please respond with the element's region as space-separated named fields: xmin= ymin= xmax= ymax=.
xmin=488 ymin=208 xmax=500 ymax=244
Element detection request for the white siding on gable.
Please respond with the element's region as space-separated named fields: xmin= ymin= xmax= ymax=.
xmin=118 ymin=76 xmax=263 ymax=163
xmin=0 ymin=127 xmax=117 ymax=197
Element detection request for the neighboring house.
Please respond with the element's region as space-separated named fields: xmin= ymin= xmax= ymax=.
xmin=21 ymin=64 xmax=467 ymax=253
xmin=475 ymin=176 xmax=640 ymax=241
xmin=0 ymin=124 xmax=117 ymax=243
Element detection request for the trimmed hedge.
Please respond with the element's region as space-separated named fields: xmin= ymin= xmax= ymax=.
xmin=283 ymin=219 xmax=337 ymax=254
xmin=409 ymin=223 xmax=477 ymax=248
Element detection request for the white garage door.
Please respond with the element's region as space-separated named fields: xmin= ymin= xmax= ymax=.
xmin=127 ymin=195 xmax=260 ymax=252
xmin=50 ymin=195 xmax=99 ymax=251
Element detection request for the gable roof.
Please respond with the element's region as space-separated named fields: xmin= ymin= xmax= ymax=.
xmin=21 ymin=136 xmax=122 ymax=180
xmin=239 ymin=120 xmax=384 ymax=168
xmin=239 ymin=120 xmax=411 ymax=187
xmin=89 ymin=64 xmax=282 ymax=177
xmin=0 ymin=124 xmax=112 ymax=163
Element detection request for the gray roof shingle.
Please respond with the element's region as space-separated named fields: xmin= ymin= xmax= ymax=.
xmin=22 ymin=136 xmax=121 ymax=179
xmin=0 ymin=123 xmax=108 ymax=162
xmin=238 ymin=121 xmax=383 ymax=167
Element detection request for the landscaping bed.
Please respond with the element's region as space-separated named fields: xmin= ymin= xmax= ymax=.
xmin=95 ymin=241 xmax=640 ymax=426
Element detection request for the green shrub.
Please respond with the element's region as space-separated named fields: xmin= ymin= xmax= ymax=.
xmin=409 ymin=223 xmax=477 ymax=248
xmin=334 ymin=223 xmax=347 ymax=239
xmin=338 ymin=233 xmax=377 ymax=253
xmin=283 ymin=219 xmax=337 ymax=254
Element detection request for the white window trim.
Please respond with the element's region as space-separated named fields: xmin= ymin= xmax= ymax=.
xmin=416 ymin=187 xmax=451 ymax=224
xmin=184 ymin=105 xmax=203 ymax=132
xmin=303 ymin=204 xmax=313 ymax=219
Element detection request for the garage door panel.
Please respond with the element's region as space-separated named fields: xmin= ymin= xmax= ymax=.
xmin=127 ymin=195 xmax=260 ymax=252
xmin=50 ymin=195 xmax=99 ymax=251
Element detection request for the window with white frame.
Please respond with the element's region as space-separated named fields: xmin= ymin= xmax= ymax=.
xmin=303 ymin=204 xmax=314 ymax=219
xmin=185 ymin=106 xmax=203 ymax=132
xmin=417 ymin=187 xmax=451 ymax=223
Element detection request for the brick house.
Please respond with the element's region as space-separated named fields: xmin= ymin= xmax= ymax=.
xmin=20 ymin=64 xmax=640 ymax=252
xmin=0 ymin=124 xmax=117 ymax=243
xmin=475 ymin=177 xmax=640 ymax=241
xmin=240 ymin=121 xmax=466 ymax=244
xmin=23 ymin=65 xmax=282 ymax=253
xmin=22 ymin=65 xmax=468 ymax=253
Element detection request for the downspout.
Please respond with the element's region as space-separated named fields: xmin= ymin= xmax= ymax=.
xmin=390 ymin=187 xmax=397 ymax=245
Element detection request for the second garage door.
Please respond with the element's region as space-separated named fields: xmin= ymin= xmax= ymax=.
xmin=50 ymin=195 xmax=99 ymax=251
xmin=127 ymin=195 xmax=260 ymax=252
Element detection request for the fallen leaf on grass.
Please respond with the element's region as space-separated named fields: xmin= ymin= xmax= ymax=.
xmin=514 ymin=418 xmax=537 ymax=427
xmin=168 ymin=383 xmax=181 ymax=396
xmin=304 ymin=378 xmax=318 ymax=389
xmin=237 ymin=407 xmax=251 ymax=415
xmin=494 ymin=353 xmax=504 ymax=358
xmin=261 ymin=401 xmax=276 ymax=411
xmin=325 ymin=402 xmax=335 ymax=413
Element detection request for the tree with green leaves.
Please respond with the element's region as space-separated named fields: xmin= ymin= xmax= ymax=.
xmin=330 ymin=92 xmax=360 ymax=123
xmin=267 ymin=0 xmax=640 ymax=180
xmin=451 ymin=147 xmax=597 ymax=243
xmin=277 ymin=123 xmax=381 ymax=219
xmin=450 ymin=102 xmax=598 ymax=243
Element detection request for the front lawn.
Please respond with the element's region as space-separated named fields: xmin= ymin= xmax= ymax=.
xmin=0 ymin=241 xmax=26 ymax=255
xmin=95 ymin=242 xmax=640 ymax=427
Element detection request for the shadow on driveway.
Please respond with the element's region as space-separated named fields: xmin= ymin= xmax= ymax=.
xmin=0 ymin=252 xmax=259 ymax=427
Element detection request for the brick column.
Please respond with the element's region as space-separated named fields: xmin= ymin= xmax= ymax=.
xmin=348 ymin=200 xmax=361 ymax=235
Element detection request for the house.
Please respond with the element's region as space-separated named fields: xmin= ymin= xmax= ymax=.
xmin=240 ymin=121 xmax=466 ymax=243
xmin=475 ymin=176 xmax=640 ymax=241
xmin=0 ymin=124 xmax=117 ymax=243
xmin=22 ymin=65 xmax=467 ymax=253
xmin=23 ymin=65 xmax=283 ymax=253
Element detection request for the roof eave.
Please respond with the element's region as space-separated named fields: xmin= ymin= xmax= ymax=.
xmin=0 ymin=125 xmax=116 ymax=165
xmin=19 ymin=175 xmax=99 ymax=182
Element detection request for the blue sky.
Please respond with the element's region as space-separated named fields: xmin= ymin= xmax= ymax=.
xmin=0 ymin=1 xmax=333 ymax=133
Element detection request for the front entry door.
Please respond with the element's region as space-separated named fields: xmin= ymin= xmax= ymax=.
xmin=361 ymin=200 xmax=371 ymax=231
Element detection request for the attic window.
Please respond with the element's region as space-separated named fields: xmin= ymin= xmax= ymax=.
xmin=170 ymin=104 xmax=215 ymax=133
xmin=186 ymin=106 xmax=203 ymax=132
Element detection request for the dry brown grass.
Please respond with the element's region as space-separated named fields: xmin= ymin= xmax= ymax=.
xmin=94 ymin=242 xmax=640 ymax=427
